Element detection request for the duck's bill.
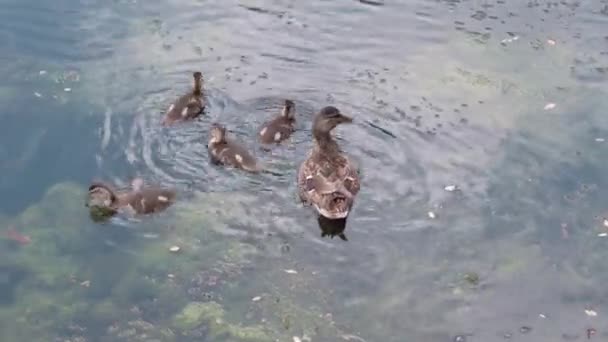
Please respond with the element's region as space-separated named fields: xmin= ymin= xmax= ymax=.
xmin=339 ymin=114 xmax=353 ymax=123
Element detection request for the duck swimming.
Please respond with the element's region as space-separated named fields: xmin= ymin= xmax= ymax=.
xmin=258 ymin=99 xmax=296 ymax=144
xmin=86 ymin=178 xmax=176 ymax=221
xmin=162 ymin=72 xmax=205 ymax=126
xmin=208 ymin=124 xmax=260 ymax=173
xmin=297 ymin=106 xmax=360 ymax=220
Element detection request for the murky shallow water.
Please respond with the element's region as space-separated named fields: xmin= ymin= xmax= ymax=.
xmin=1 ymin=0 xmax=608 ymax=341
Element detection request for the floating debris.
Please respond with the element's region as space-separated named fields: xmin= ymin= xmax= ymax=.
xmin=587 ymin=328 xmax=596 ymax=339
xmin=39 ymin=70 xmax=47 ymax=75
xmin=64 ymin=87 xmax=71 ymax=92
xmin=444 ymin=185 xmax=458 ymax=192
xmin=141 ymin=233 xmax=159 ymax=239
xmin=34 ymin=92 xmax=42 ymax=97
xmin=539 ymin=313 xmax=546 ymax=318
xmin=547 ymin=39 xmax=556 ymax=45
xmin=543 ymin=103 xmax=556 ymax=110
xmin=519 ymin=326 xmax=532 ymax=334
xmin=80 ymin=280 xmax=91 ymax=288
xmin=293 ymin=337 xmax=302 ymax=342
xmin=501 ymin=35 xmax=519 ymax=44
xmin=167 ymin=274 xmax=175 ymax=279
xmin=284 ymin=269 xmax=298 ymax=274
xmin=252 ymin=296 xmax=262 ymax=302
xmin=341 ymin=334 xmax=367 ymax=342
xmin=603 ymin=218 xmax=608 ymax=227
xmin=596 ymin=138 xmax=605 ymax=142
xmin=585 ymin=309 xmax=597 ymax=317
xmin=3 ymin=227 xmax=31 ymax=245
xmin=428 ymin=211 xmax=436 ymax=219
xmin=453 ymin=335 xmax=467 ymax=342
xmin=464 ymin=272 xmax=480 ymax=286
xmin=598 ymin=233 xmax=608 ymax=237
xmin=169 ymin=245 xmax=181 ymax=253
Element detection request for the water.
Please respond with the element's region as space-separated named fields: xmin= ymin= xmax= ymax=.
xmin=1 ymin=0 xmax=608 ymax=341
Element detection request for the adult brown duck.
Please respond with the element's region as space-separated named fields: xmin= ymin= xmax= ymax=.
xmin=297 ymin=106 xmax=360 ymax=219
xmin=162 ymin=72 xmax=205 ymax=126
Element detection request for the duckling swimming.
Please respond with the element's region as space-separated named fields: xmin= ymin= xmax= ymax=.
xmin=297 ymin=106 xmax=360 ymax=220
xmin=86 ymin=178 xmax=176 ymax=221
xmin=162 ymin=72 xmax=205 ymax=126
xmin=208 ymin=124 xmax=260 ymax=173
xmin=258 ymin=99 xmax=296 ymax=144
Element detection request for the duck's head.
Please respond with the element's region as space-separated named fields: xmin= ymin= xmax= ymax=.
xmin=86 ymin=183 xmax=118 ymax=221
xmin=209 ymin=123 xmax=227 ymax=145
xmin=281 ymin=100 xmax=296 ymax=120
xmin=313 ymin=106 xmax=352 ymax=134
xmin=193 ymin=71 xmax=203 ymax=93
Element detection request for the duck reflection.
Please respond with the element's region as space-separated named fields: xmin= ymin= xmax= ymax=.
xmin=317 ymin=215 xmax=348 ymax=241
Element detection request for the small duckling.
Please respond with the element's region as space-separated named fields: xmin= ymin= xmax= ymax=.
xmin=297 ymin=106 xmax=360 ymax=220
xmin=258 ymin=99 xmax=296 ymax=144
xmin=162 ymin=72 xmax=205 ymax=126
xmin=208 ymin=124 xmax=260 ymax=173
xmin=86 ymin=178 xmax=176 ymax=221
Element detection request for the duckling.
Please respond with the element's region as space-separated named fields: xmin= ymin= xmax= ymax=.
xmin=297 ymin=106 xmax=360 ymax=220
xmin=162 ymin=72 xmax=205 ymax=126
xmin=258 ymin=99 xmax=296 ymax=144
xmin=208 ymin=124 xmax=260 ymax=173
xmin=86 ymin=178 xmax=176 ymax=221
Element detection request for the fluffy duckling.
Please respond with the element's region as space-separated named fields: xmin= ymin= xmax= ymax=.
xmin=208 ymin=124 xmax=260 ymax=173
xmin=162 ymin=72 xmax=205 ymax=126
xmin=86 ymin=178 xmax=176 ymax=221
xmin=297 ymin=106 xmax=360 ymax=219
xmin=258 ymin=99 xmax=296 ymax=144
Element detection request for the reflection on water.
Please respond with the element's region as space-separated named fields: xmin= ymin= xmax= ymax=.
xmin=1 ymin=0 xmax=608 ymax=341
xmin=318 ymin=215 xmax=348 ymax=241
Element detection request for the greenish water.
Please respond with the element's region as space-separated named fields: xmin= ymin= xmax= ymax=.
xmin=1 ymin=0 xmax=608 ymax=341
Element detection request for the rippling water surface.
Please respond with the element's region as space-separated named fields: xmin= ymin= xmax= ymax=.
xmin=1 ymin=0 xmax=608 ymax=341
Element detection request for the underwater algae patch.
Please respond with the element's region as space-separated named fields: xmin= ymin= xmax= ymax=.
xmin=172 ymin=301 xmax=270 ymax=341
xmin=0 ymin=184 xmax=352 ymax=341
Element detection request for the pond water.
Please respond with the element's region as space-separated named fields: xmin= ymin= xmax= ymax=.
xmin=1 ymin=0 xmax=608 ymax=341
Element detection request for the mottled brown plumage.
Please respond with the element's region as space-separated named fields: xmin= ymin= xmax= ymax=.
xmin=86 ymin=179 xmax=176 ymax=220
xmin=297 ymin=106 xmax=360 ymax=219
xmin=208 ymin=124 xmax=260 ymax=173
xmin=258 ymin=100 xmax=296 ymax=144
xmin=162 ymin=72 xmax=205 ymax=126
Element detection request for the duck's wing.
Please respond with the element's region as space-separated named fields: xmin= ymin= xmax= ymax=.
xmin=297 ymin=153 xmax=320 ymax=202
xmin=163 ymin=94 xmax=203 ymax=124
xmin=339 ymin=155 xmax=361 ymax=196
xmin=217 ymin=141 xmax=259 ymax=172
xmin=259 ymin=117 xmax=294 ymax=144
xmin=126 ymin=188 xmax=175 ymax=214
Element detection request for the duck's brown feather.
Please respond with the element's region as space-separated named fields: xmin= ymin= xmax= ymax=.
xmin=297 ymin=149 xmax=360 ymax=218
xmin=118 ymin=188 xmax=176 ymax=214
xmin=163 ymin=93 xmax=204 ymax=125
xmin=258 ymin=116 xmax=295 ymax=144
xmin=209 ymin=140 xmax=259 ymax=173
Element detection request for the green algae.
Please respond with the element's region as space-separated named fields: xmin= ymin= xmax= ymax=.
xmin=172 ymin=301 xmax=270 ymax=342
